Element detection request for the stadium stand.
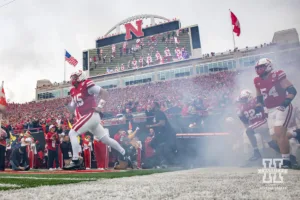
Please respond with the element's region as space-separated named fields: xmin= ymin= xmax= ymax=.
xmin=89 ymin=29 xmax=191 ymax=75
xmin=3 ymin=43 xmax=300 ymax=133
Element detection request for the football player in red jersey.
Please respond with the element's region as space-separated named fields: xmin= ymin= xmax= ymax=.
xmin=237 ymin=90 xmax=270 ymax=162
xmin=254 ymin=58 xmax=297 ymax=168
xmin=237 ymin=90 xmax=300 ymax=167
xmin=64 ymin=70 xmax=131 ymax=170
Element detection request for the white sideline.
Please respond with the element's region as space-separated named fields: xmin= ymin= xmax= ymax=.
xmin=0 ymin=183 xmax=21 ymax=188
xmin=0 ymin=176 xmax=96 ymax=181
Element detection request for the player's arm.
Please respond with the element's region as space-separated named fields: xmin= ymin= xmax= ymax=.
xmin=279 ymin=78 xmax=297 ymax=108
xmin=98 ymin=87 xmax=109 ymax=102
xmin=255 ymin=87 xmax=263 ymax=106
xmin=238 ymin=112 xmax=249 ymax=128
xmin=87 ymin=84 xmax=108 ymax=109
xmin=66 ymin=98 xmax=76 ymax=114
xmin=254 ymin=84 xmax=264 ymax=114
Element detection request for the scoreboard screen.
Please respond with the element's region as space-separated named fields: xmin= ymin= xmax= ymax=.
xmin=88 ymin=27 xmax=193 ymax=76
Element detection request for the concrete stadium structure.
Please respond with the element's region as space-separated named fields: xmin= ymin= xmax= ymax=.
xmin=35 ymin=15 xmax=299 ymax=101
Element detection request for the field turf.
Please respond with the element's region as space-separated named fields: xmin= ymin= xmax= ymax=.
xmin=0 ymin=169 xmax=170 ymax=191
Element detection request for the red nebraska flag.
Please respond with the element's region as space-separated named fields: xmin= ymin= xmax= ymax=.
xmin=0 ymin=81 xmax=7 ymax=112
xmin=230 ymin=11 xmax=241 ymax=36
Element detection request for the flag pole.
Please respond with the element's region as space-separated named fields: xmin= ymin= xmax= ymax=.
xmin=64 ymin=50 xmax=66 ymax=82
xmin=0 ymin=81 xmax=3 ymax=129
xmin=229 ymin=9 xmax=236 ymax=50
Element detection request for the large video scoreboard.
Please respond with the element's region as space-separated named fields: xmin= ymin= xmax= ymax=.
xmin=83 ymin=18 xmax=201 ymax=77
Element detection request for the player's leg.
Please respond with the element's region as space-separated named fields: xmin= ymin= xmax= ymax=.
xmin=256 ymin=123 xmax=283 ymax=157
xmin=65 ymin=112 xmax=94 ymax=169
xmin=91 ymin=124 xmax=125 ymax=155
xmin=246 ymin=120 xmax=269 ymax=161
xmin=267 ymin=139 xmax=281 ymax=153
xmin=286 ymin=106 xmax=300 ymax=142
xmin=274 ymin=104 xmax=294 ymax=168
xmin=289 ymin=137 xmax=299 ymax=166
xmin=91 ymin=124 xmax=132 ymax=169
xmin=265 ymin=109 xmax=281 ymax=153
xmin=245 ymin=127 xmax=261 ymax=161
xmin=287 ymin=124 xmax=300 ymax=166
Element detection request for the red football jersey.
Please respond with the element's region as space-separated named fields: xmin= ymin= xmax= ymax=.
xmin=254 ymin=70 xmax=287 ymax=109
xmin=237 ymin=98 xmax=266 ymax=125
xmin=70 ymin=79 xmax=97 ymax=116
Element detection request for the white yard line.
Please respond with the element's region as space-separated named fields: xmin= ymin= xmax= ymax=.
xmin=0 ymin=183 xmax=21 ymax=188
xmin=0 ymin=176 xmax=96 ymax=181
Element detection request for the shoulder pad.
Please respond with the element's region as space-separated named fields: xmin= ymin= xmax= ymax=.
xmin=70 ymin=88 xmax=75 ymax=96
xmin=254 ymin=77 xmax=260 ymax=86
xmin=84 ymin=79 xmax=95 ymax=88
xmin=275 ymin=70 xmax=286 ymax=81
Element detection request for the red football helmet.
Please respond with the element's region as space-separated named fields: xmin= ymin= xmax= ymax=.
xmin=70 ymin=70 xmax=85 ymax=86
xmin=255 ymin=58 xmax=273 ymax=77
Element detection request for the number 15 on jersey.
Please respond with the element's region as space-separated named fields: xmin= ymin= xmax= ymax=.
xmin=73 ymin=93 xmax=84 ymax=107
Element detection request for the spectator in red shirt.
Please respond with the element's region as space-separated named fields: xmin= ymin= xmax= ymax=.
xmin=46 ymin=125 xmax=60 ymax=170
xmin=143 ymin=128 xmax=158 ymax=169
xmin=114 ymin=129 xmax=126 ymax=144
xmin=145 ymin=128 xmax=155 ymax=158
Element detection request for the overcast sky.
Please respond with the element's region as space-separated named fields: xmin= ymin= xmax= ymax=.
xmin=0 ymin=0 xmax=299 ymax=103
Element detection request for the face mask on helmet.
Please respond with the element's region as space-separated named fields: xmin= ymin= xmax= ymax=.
xmin=255 ymin=65 xmax=267 ymax=76
xmin=70 ymin=71 xmax=85 ymax=86
xmin=70 ymin=74 xmax=79 ymax=86
xmin=238 ymin=96 xmax=249 ymax=103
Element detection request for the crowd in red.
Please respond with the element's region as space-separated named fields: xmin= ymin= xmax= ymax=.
xmin=106 ymin=71 xmax=237 ymax=115
xmin=3 ymin=71 xmax=238 ymax=132
xmin=4 ymin=98 xmax=70 ymax=133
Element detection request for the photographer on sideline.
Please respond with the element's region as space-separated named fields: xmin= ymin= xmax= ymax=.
xmin=10 ymin=138 xmax=31 ymax=171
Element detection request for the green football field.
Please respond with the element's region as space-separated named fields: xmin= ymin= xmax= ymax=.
xmin=1 ymin=168 xmax=300 ymax=199
xmin=0 ymin=169 xmax=170 ymax=191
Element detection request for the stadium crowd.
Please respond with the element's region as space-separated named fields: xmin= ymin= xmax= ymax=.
xmin=1 ymin=70 xmax=238 ymax=170
xmin=3 ymin=71 xmax=237 ymax=133
xmin=1 ymin=50 xmax=300 ymax=170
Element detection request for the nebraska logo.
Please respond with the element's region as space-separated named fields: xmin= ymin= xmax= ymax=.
xmin=124 ymin=20 xmax=144 ymax=40
xmin=258 ymin=159 xmax=288 ymax=184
